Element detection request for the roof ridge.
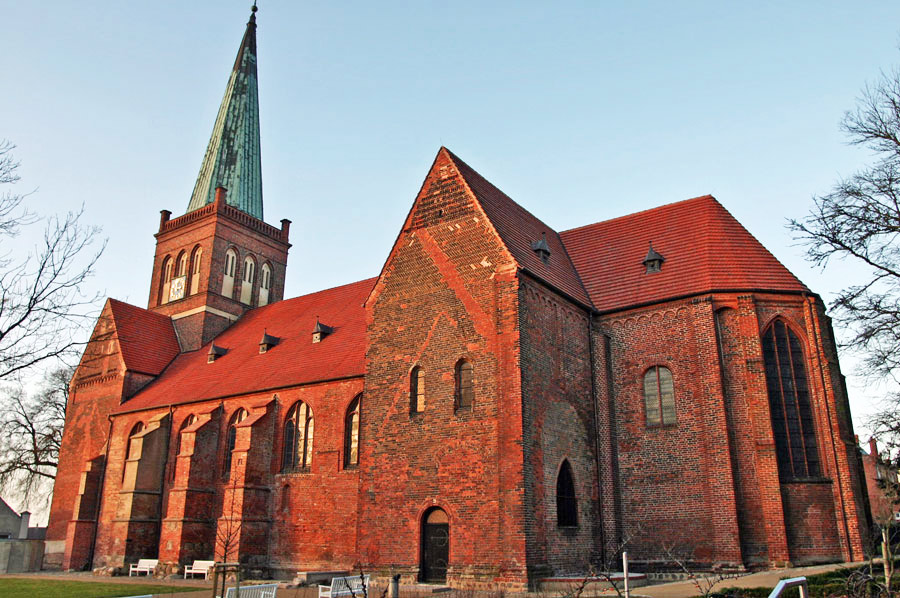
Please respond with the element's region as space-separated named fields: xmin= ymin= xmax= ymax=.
xmin=561 ymin=194 xmax=717 ymax=236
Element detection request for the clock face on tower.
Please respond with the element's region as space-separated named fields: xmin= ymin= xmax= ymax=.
xmin=170 ymin=276 xmax=187 ymax=301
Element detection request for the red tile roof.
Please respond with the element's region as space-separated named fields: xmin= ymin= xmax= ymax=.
xmin=559 ymin=195 xmax=809 ymax=313
xmin=445 ymin=149 xmax=593 ymax=308
xmin=116 ymin=278 xmax=375 ymax=413
xmin=108 ymin=299 xmax=180 ymax=375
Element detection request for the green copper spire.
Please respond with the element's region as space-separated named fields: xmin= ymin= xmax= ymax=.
xmin=186 ymin=6 xmax=263 ymax=220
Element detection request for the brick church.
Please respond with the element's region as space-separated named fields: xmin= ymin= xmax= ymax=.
xmin=45 ymin=7 xmax=871 ymax=589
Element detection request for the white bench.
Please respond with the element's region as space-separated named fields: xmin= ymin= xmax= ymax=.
xmin=319 ymin=574 xmax=369 ymax=598
xmin=223 ymin=582 xmax=279 ymax=598
xmin=185 ymin=559 xmax=216 ymax=579
xmin=128 ymin=558 xmax=158 ymax=576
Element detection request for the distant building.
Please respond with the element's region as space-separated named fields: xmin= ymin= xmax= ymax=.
xmin=861 ymin=437 xmax=900 ymax=524
xmin=0 ymin=497 xmax=38 ymax=540
xmin=45 ymin=6 xmax=871 ymax=589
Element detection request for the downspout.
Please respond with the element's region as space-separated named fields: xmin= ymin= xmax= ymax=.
xmin=804 ymin=294 xmax=854 ymax=559
xmin=87 ymin=414 xmax=115 ymax=570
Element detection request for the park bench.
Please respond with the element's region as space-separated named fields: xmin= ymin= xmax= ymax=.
xmin=184 ymin=559 xmax=216 ymax=579
xmin=222 ymin=582 xmax=279 ymax=598
xmin=128 ymin=558 xmax=158 ymax=576
xmin=319 ymin=574 xmax=369 ymax=598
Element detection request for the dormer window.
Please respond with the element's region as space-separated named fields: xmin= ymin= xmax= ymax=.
xmin=259 ymin=332 xmax=279 ymax=353
xmin=642 ymin=242 xmax=665 ymax=274
xmin=208 ymin=344 xmax=227 ymax=363
xmin=531 ymin=233 xmax=551 ymax=264
xmin=312 ymin=319 xmax=333 ymax=344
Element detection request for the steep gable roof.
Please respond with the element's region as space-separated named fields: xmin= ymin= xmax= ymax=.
xmin=116 ymin=278 xmax=375 ymax=414
xmin=107 ymin=299 xmax=180 ymax=375
xmin=559 ymin=195 xmax=809 ymax=313
xmin=444 ymin=149 xmax=593 ymax=308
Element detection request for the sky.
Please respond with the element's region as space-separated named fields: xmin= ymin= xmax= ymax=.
xmin=4 ymin=1 xmax=900 ymax=514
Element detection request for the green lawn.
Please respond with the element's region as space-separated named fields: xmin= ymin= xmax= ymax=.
xmin=0 ymin=578 xmax=205 ymax=598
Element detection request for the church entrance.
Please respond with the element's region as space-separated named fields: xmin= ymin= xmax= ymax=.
xmin=420 ymin=507 xmax=449 ymax=583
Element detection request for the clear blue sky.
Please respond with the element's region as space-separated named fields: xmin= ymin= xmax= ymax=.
xmin=4 ymin=2 xmax=900 ymax=442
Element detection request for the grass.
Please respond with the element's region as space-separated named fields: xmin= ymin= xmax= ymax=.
xmin=0 ymin=578 xmax=205 ymax=598
xmin=710 ymin=564 xmax=875 ymax=598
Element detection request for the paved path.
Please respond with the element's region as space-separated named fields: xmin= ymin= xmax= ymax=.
xmin=630 ymin=562 xmax=854 ymax=598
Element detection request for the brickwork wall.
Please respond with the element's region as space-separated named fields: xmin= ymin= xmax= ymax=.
xmin=519 ymin=276 xmax=600 ymax=577
xmin=359 ymin=151 xmax=526 ymax=589
xmin=599 ymin=297 xmax=744 ymax=566
xmin=781 ymin=482 xmax=842 ymax=563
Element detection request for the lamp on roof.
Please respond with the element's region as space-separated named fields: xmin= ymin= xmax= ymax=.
xmin=259 ymin=331 xmax=280 ymax=354
xmin=312 ymin=318 xmax=333 ymax=344
xmin=642 ymin=242 xmax=665 ymax=274
xmin=208 ymin=344 xmax=227 ymax=363
xmin=531 ymin=233 xmax=551 ymax=264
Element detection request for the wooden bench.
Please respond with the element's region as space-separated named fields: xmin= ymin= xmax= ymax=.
xmin=184 ymin=559 xmax=216 ymax=579
xmin=319 ymin=574 xmax=369 ymax=598
xmin=128 ymin=558 xmax=158 ymax=576
xmin=223 ymin=582 xmax=278 ymax=598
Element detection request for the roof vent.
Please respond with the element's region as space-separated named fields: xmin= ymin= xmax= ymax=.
xmin=259 ymin=332 xmax=280 ymax=354
xmin=312 ymin=318 xmax=334 ymax=344
xmin=208 ymin=344 xmax=227 ymax=363
xmin=531 ymin=233 xmax=551 ymax=264
xmin=642 ymin=242 xmax=665 ymax=274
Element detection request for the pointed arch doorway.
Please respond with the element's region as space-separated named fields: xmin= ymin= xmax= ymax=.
xmin=420 ymin=507 xmax=449 ymax=583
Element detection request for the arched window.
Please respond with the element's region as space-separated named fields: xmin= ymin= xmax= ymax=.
xmin=222 ymin=249 xmax=238 ymax=298
xmin=643 ymin=366 xmax=675 ymax=426
xmin=762 ymin=319 xmax=819 ymax=480
xmin=410 ymin=366 xmax=425 ymax=414
xmin=556 ymin=460 xmax=577 ymax=527
xmin=223 ymin=409 xmax=247 ymax=481
xmin=176 ymin=252 xmax=188 ymax=278
xmin=344 ymin=395 xmax=361 ymax=468
xmin=455 ymin=360 xmax=474 ymax=410
xmin=240 ymin=256 xmax=256 ymax=305
xmin=259 ymin=263 xmax=272 ymax=306
xmin=282 ymin=402 xmax=314 ymax=471
xmin=161 ymin=256 xmax=174 ymax=304
xmin=123 ymin=422 xmax=145 ymax=481
xmin=189 ymin=246 xmax=203 ymax=295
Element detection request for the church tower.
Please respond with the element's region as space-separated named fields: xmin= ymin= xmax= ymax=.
xmin=147 ymin=5 xmax=291 ymax=351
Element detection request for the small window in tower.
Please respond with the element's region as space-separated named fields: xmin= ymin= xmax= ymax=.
xmin=190 ymin=246 xmax=202 ymax=295
xmin=222 ymin=249 xmax=238 ymax=298
xmin=161 ymin=257 xmax=174 ymax=304
xmin=259 ymin=263 xmax=272 ymax=306
xmin=240 ymin=256 xmax=256 ymax=305
xmin=455 ymin=359 xmax=474 ymax=410
xmin=410 ymin=366 xmax=425 ymax=414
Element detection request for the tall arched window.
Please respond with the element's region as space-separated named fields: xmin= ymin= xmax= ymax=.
xmin=410 ymin=366 xmax=425 ymax=414
xmin=344 ymin=395 xmax=361 ymax=468
xmin=455 ymin=360 xmax=474 ymax=410
xmin=259 ymin=263 xmax=272 ymax=306
xmin=189 ymin=246 xmax=203 ymax=295
xmin=762 ymin=319 xmax=819 ymax=480
xmin=282 ymin=402 xmax=314 ymax=471
xmin=556 ymin=459 xmax=577 ymax=527
xmin=176 ymin=252 xmax=188 ymax=278
xmin=223 ymin=409 xmax=248 ymax=481
xmin=161 ymin=257 xmax=174 ymax=304
xmin=240 ymin=256 xmax=256 ymax=305
xmin=222 ymin=249 xmax=238 ymax=298
xmin=643 ymin=366 xmax=675 ymax=426
xmin=123 ymin=422 xmax=145 ymax=481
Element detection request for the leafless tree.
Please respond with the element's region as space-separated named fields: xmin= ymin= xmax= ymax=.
xmin=659 ymin=543 xmax=747 ymax=598
xmin=0 ymin=141 xmax=105 ymax=380
xmin=0 ymin=366 xmax=70 ymax=510
xmin=216 ymin=470 xmax=243 ymax=565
